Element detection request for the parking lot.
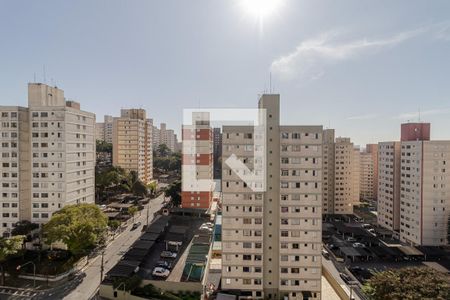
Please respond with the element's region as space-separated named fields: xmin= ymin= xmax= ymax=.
xmin=322 ymin=214 xmax=450 ymax=285
xmin=137 ymin=215 xmax=209 ymax=281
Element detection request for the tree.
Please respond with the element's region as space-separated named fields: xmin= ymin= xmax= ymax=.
xmin=363 ymin=267 xmax=450 ymax=300
xmin=128 ymin=206 xmax=138 ymax=223
xmin=43 ymin=204 xmax=108 ymax=256
xmin=155 ymin=144 xmax=171 ymax=158
xmin=108 ymin=220 xmax=121 ymax=231
xmin=113 ymin=274 xmax=142 ymax=292
xmin=95 ymin=166 xmax=127 ymax=201
xmin=96 ymin=140 xmax=112 ymax=153
xmin=147 ymin=181 xmax=158 ymax=198
xmin=164 ymin=180 xmax=181 ymax=206
xmin=0 ymin=235 xmax=25 ymax=285
xmin=11 ymin=221 xmax=39 ymax=236
xmin=122 ymin=171 xmax=148 ymax=197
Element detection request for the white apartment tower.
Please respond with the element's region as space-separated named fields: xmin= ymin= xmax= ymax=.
xmin=377 ymin=142 xmax=401 ymax=232
xmin=95 ymin=115 xmax=114 ymax=143
xmin=0 ymin=83 xmax=95 ymax=237
xmin=221 ymin=95 xmax=322 ymax=300
xmin=399 ymin=141 xmax=450 ymax=246
xmin=112 ymin=109 xmax=153 ymax=184
xmin=334 ymin=138 xmax=360 ymax=214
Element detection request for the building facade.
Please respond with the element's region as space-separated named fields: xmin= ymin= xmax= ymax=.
xmin=334 ymin=138 xmax=360 ymax=214
xmin=95 ymin=115 xmax=113 ymax=143
xmin=360 ymin=152 xmax=375 ymax=200
xmin=181 ymin=112 xmax=213 ymax=209
xmin=112 ymin=109 xmax=153 ymax=184
xmin=0 ymin=83 xmax=95 ymax=236
xmin=221 ymin=95 xmax=322 ymax=300
xmin=377 ymin=142 xmax=401 ymax=232
xmin=322 ymin=129 xmax=335 ymax=214
xmin=399 ymin=140 xmax=450 ymax=246
xmin=213 ymin=127 xmax=222 ymax=180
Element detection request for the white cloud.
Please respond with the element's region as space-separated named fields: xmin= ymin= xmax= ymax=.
xmin=346 ymin=113 xmax=379 ymax=120
xmin=270 ymin=26 xmax=430 ymax=81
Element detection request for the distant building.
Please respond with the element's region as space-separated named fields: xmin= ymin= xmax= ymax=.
xmin=360 ymin=144 xmax=378 ymax=201
xmin=112 ymin=109 xmax=153 ymax=184
xmin=213 ymin=128 xmax=222 ymax=179
xmin=333 ymin=137 xmax=360 ymax=214
xmin=181 ymin=112 xmax=213 ymax=209
xmin=0 ymin=83 xmax=95 ymax=236
xmin=95 ymin=115 xmax=113 ymax=143
xmin=151 ymin=121 xmax=179 ymax=152
xmin=322 ymin=129 xmax=335 ymax=214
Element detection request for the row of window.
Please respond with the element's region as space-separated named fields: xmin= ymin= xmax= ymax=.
xmin=1 ymin=112 xmax=18 ymax=118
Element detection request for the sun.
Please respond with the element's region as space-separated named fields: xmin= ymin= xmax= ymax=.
xmin=240 ymin=0 xmax=284 ymax=18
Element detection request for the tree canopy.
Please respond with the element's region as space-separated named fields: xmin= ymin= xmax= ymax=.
xmin=164 ymin=180 xmax=181 ymax=206
xmin=0 ymin=235 xmax=25 ymax=285
xmin=363 ymin=267 xmax=450 ymax=300
xmin=96 ymin=140 xmax=112 ymax=153
xmin=43 ymin=204 xmax=108 ymax=255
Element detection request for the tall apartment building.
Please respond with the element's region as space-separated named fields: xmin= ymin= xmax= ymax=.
xmin=366 ymin=144 xmax=379 ymax=199
xmin=377 ymin=142 xmax=401 ymax=232
xmin=221 ymin=95 xmax=322 ymax=300
xmin=181 ymin=112 xmax=213 ymax=209
xmin=0 ymin=83 xmax=95 ymax=237
xmin=95 ymin=115 xmax=113 ymax=143
xmin=322 ymin=129 xmax=335 ymax=214
xmin=333 ymin=138 xmax=360 ymax=214
xmin=213 ymin=127 xmax=222 ymax=180
xmin=377 ymin=123 xmax=450 ymax=246
xmin=112 ymin=109 xmax=153 ymax=184
xmin=151 ymin=122 xmax=179 ymax=153
xmin=399 ymin=140 xmax=450 ymax=246
xmin=360 ymin=152 xmax=375 ymax=200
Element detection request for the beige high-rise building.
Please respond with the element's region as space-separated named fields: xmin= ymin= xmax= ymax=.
xmin=221 ymin=95 xmax=322 ymax=300
xmin=0 ymin=83 xmax=95 ymax=237
xmin=95 ymin=115 xmax=114 ymax=143
xmin=366 ymin=144 xmax=379 ymax=199
xmin=334 ymin=137 xmax=360 ymax=214
xmin=322 ymin=129 xmax=335 ymax=214
xmin=399 ymin=141 xmax=450 ymax=246
xmin=360 ymin=152 xmax=374 ymax=200
xmin=377 ymin=142 xmax=401 ymax=232
xmin=112 ymin=109 xmax=153 ymax=184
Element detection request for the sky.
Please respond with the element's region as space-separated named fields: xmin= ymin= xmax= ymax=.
xmin=1 ymin=0 xmax=450 ymax=146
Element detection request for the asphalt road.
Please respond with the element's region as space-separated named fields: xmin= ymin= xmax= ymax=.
xmin=63 ymin=194 xmax=166 ymax=300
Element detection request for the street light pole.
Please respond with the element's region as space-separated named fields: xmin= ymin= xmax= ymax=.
xmin=100 ymin=250 xmax=105 ymax=285
xmin=17 ymin=261 xmax=36 ymax=288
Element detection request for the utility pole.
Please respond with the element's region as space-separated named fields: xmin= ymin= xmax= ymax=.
xmin=100 ymin=251 xmax=105 ymax=285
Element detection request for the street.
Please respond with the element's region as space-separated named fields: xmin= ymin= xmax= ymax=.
xmin=63 ymin=194 xmax=165 ymax=300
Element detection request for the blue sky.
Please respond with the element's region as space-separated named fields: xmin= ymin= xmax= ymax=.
xmin=1 ymin=0 xmax=450 ymax=146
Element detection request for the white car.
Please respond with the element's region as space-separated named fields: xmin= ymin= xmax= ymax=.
xmin=160 ymin=251 xmax=177 ymax=259
xmin=353 ymin=242 xmax=365 ymax=248
xmin=152 ymin=267 xmax=170 ymax=278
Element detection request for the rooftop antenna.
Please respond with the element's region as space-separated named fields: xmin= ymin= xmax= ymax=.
xmin=43 ymin=65 xmax=47 ymax=84
xmin=269 ymin=72 xmax=272 ymax=93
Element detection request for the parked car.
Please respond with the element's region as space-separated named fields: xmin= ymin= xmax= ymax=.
xmin=199 ymin=224 xmax=213 ymax=231
xmin=131 ymin=222 xmax=142 ymax=230
xmin=367 ymin=228 xmax=377 ymax=236
xmin=156 ymin=260 xmax=173 ymax=270
xmin=352 ymin=242 xmax=365 ymax=248
xmin=152 ymin=267 xmax=170 ymax=278
xmin=340 ymin=272 xmax=351 ymax=284
xmin=362 ymin=224 xmax=372 ymax=229
xmin=346 ymin=237 xmax=357 ymax=242
xmin=161 ymin=251 xmax=177 ymax=259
